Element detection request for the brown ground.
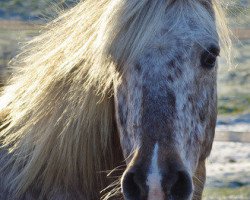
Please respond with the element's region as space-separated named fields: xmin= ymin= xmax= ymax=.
xmin=0 ymin=20 xmax=40 ymax=30
xmin=233 ymin=29 xmax=250 ymax=40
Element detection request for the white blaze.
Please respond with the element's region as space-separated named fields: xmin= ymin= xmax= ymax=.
xmin=146 ymin=143 xmax=164 ymax=200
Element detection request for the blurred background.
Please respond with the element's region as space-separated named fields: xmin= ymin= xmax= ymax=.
xmin=0 ymin=0 xmax=249 ymax=199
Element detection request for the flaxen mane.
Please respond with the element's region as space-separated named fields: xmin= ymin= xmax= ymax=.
xmin=0 ymin=0 xmax=231 ymax=199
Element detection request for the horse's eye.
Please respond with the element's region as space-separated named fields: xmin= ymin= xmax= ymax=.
xmin=201 ymin=46 xmax=220 ymax=69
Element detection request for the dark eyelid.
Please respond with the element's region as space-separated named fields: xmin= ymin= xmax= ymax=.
xmin=208 ymin=45 xmax=220 ymax=57
xmin=200 ymin=45 xmax=220 ymax=69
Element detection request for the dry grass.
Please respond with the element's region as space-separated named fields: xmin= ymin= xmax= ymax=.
xmin=204 ymin=186 xmax=250 ymax=200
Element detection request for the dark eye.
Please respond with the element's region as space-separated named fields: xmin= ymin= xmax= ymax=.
xmin=201 ymin=46 xmax=220 ymax=69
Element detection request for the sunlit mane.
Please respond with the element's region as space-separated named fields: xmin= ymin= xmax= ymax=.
xmin=0 ymin=0 xmax=231 ymax=199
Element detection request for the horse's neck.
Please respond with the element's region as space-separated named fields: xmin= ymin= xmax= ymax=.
xmin=0 ymin=156 xmax=85 ymax=200
xmin=0 ymin=129 xmax=125 ymax=200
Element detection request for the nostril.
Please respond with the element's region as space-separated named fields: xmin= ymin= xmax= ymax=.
xmin=122 ymin=170 xmax=148 ymax=200
xmin=122 ymin=171 xmax=141 ymax=199
xmin=171 ymin=171 xmax=192 ymax=199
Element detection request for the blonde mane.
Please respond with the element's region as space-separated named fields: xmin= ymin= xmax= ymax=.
xmin=0 ymin=0 xmax=231 ymax=199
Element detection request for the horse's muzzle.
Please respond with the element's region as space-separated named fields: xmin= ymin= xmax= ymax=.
xmin=121 ymin=161 xmax=193 ymax=200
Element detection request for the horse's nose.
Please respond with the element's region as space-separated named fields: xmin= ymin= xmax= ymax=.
xmin=122 ymin=167 xmax=148 ymax=200
xmin=163 ymin=169 xmax=193 ymax=199
xmin=122 ymin=165 xmax=193 ymax=200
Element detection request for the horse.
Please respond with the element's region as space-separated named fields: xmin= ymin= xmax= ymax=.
xmin=0 ymin=0 xmax=232 ymax=199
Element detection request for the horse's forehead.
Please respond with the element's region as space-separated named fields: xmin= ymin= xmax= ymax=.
xmin=136 ymin=40 xmax=192 ymax=80
xmin=160 ymin=5 xmax=216 ymax=43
